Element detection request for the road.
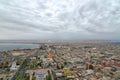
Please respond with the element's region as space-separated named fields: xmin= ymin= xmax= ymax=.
xmin=11 ymin=49 xmax=39 ymax=80
xmin=49 ymin=69 xmax=54 ymax=80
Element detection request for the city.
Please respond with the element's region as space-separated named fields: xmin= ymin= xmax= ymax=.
xmin=0 ymin=0 xmax=120 ymax=80
xmin=0 ymin=41 xmax=120 ymax=80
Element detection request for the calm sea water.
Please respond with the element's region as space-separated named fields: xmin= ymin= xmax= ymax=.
xmin=0 ymin=43 xmax=38 ymax=51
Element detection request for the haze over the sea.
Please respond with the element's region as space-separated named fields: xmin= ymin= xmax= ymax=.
xmin=0 ymin=43 xmax=38 ymax=51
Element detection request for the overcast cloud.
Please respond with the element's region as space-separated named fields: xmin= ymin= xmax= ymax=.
xmin=0 ymin=0 xmax=120 ymax=40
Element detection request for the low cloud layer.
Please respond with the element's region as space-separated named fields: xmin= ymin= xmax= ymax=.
xmin=0 ymin=0 xmax=120 ymax=40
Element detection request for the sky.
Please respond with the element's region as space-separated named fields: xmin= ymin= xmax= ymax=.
xmin=0 ymin=0 xmax=120 ymax=40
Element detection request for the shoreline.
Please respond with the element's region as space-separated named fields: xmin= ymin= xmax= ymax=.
xmin=0 ymin=43 xmax=39 ymax=52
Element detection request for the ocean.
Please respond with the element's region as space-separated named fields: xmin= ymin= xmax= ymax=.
xmin=0 ymin=43 xmax=38 ymax=51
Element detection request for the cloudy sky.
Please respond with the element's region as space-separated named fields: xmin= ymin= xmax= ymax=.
xmin=0 ymin=0 xmax=120 ymax=40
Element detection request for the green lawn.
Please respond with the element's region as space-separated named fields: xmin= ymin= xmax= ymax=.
xmin=16 ymin=71 xmax=23 ymax=80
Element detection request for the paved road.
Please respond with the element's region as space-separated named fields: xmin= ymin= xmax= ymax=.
xmin=11 ymin=49 xmax=39 ymax=80
xmin=22 ymin=49 xmax=40 ymax=80
xmin=50 ymin=69 xmax=54 ymax=80
xmin=11 ymin=59 xmax=25 ymax=80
